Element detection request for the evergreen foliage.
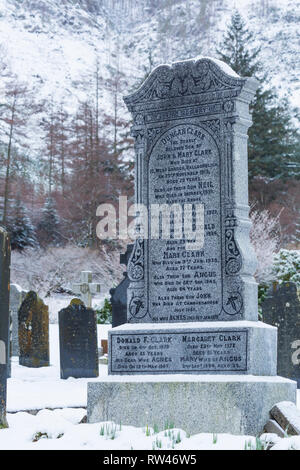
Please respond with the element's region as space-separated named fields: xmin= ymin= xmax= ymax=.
xmin=37 ymin=197 xmax=61 ymax=246
xmin=7 ymin=197 xmax=38 ymax=251
xmin=217 ymin=11 xmax=299 ymax=181
xmin=95 ymin=298 xmax=112 ymax=324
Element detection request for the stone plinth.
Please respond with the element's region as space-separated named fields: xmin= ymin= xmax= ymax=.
xmin=108 ymin=321 xmax=277 ymax=376
xmin=87 ymin=375 xmax=296 ymax=436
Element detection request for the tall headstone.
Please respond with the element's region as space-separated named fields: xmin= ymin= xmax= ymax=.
xmin=10 ymin=284 xmax=27 ymax=357
xmin=59 ymin=299 xmax=99 ymax=379
xmin=262 ymin=282 xmax=300 ymax=386
xmin=0 ymin=227 xmax=11 ymax=428
xmin=87 ymin=57 xmax=296 ymax=435
xmin=18 ymin=291 xmax=50 ymax=368
xmin=110 ymin=244 xmax=133 ymax=328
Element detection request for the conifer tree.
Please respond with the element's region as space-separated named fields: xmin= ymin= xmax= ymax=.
xmin=37 ymin=197 xmax=61 ymax=246
xmin=217 ymin=11 xmax=299 ymax=180
xmin=8 ymin=197 xmax=38 ymax=251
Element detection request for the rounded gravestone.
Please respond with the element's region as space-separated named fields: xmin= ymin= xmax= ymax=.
xmin=18 ymin=291 xmax=49 ymax=368
xmin=59 ymin=299 xmax=99 ymax=379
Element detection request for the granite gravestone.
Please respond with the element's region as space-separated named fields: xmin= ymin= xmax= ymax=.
xmin=87 ymin=57 xmax=296 ymax=435
xmin=110 ymin=244 xmax=133 ymax=328
xmin=10 ymin=284 xmax=27 ymax=357
xmin=262 ymin=282 xmax=300 ymax=386
xmin=0 ymin=228 xmax=10 ymax=428
xmin=18 ymin=291 xmax=49 ymax=368
xmin=59 ymin=299 xmax=99 ymax=379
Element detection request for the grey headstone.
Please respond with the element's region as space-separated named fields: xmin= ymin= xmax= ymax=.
xmin=124 ymin=58 xmax=258 ymax=324
xmin=108 ymin=57 xmax=265 ymax=375
xmin=110 ymin=244 xmax=133 ymax=328
xmin=9 ymin=284 xmax=27 ymax=357
xmin=18 ymin=291 xmax=49 ymax=368
xmin=58 ymin=299 xmax=99 ymax=379
xmin=0 ymin=228 xmax=11 ymax=427
xmin=262 ymin=282 xmax=300 ymax=385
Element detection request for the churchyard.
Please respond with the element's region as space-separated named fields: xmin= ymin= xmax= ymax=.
xmin=0 ymin=1 xmax=299 ymax=454
xmin=0 ymin=54 xmax=299 ymax=452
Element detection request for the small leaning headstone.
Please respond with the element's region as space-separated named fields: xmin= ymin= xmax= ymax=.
xmin=59 ymin=299 xmax=99 ymax=379
xmin=0 ymin=227 xmax=11 ymax=428
xmin=262 ymin=281 xmax=300 ymax=385
xmin=18 ymin=291 xmax=50 ymax=368
xmin=10 ymin=284 xmax=27 ymax=357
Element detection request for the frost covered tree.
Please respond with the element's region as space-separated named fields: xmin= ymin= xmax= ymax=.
xmin=37 ymin=197 xmax=61 ymax=246
xmin=7 ymin=197 xmax=38 ymax=251
xmin=217 ymin=11 xmax=299 ymax=181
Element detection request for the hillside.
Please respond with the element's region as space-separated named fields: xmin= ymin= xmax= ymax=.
xmin=0 ymin=0 xmax=299 ymax=117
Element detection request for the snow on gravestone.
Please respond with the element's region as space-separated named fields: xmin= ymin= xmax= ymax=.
xmin=18 ymin=291 xmax=49 ymax=368
xmin=262 ymin=282 xmax=300 ymax=386
xmin=0 ymin=228 xmax=10 ymax=428
xmin=58 ymin=299 xmax=99 ymax=379
xmin=108 ymin=57 xmax=278 ymax=376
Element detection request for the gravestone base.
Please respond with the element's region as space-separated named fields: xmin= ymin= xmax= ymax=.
xmin=107 ymin=322 xmax=278 ymax=376
xmin=87 ymin=375 xmax=296 ymax=436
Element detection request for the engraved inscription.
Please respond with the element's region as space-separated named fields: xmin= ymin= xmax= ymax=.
xmin=110 ymin=330 xmax=248 ymax=374
xmin=148 ymin=124 xmax=222 ymax=322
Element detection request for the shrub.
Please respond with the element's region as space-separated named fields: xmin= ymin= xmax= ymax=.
xmin=272 ymin=249 xmax=300 ymax=285
xmin=95 ymin=298 xmax=112 ymax=324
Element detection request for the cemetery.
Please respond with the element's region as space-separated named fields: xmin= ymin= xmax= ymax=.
xmin=0 ymin=0 xmax=299 ymax=454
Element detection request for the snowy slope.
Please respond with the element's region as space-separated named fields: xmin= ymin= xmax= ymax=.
xmin=0 ymin=0 xmax=299 ymax=113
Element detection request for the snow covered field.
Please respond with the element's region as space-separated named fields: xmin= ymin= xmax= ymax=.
xmin=2 ymin=323 xmax=300 ymax=450
xmin=7 ymin=324 xmax=110 ymax=412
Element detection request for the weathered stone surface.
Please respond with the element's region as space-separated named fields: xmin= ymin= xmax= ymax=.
xmin=262 ymin=282 xmax=300 ymax=385
xmin=0 ymin=228 xmax=11 ymax=427
xmin=58 ymin=299 xmax=99 ymax=379
xmin=87 ymin=375 xmax=296 ymax=436
xmin=108 ymin=321 xmax=277 ymax=376
xmin=101 ymin=339 xmax=108 ymax=355
xmin=264 ymin=419 xmax=286 ymax=438
xmin=10 ymin=284 xmax=27 ymax=357
xmin=270 ymin=401 xmax=300 ymax=436
xmin=18 ymin=291 xmax=49 ymax=368
xmin=124 ymin=57 xmax=258 ymax=323
xmin=111 ymin=244 xmax=133 ymax=328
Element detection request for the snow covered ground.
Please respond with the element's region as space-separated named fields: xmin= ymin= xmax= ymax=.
xmin=2 ymin=409 xmax=300 ymax=450
xmin=7 ymin=324 xmax=110 ymax=412
xmin=3 ymin=322 xmax=300 ymax=450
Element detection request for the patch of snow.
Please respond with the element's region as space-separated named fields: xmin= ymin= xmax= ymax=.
xmin=7 ymin=324 xmax=110 ymax=412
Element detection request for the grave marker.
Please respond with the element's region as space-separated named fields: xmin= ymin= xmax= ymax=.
xmin=18 ymin=291 xmax=49 ymax=368
xmin=59 ymin=299 xmax=99 ymax=379
xmin=110 ymin=244 xmax=133 ymax=328
xmin=10 ymin=284 xmax=27 ymax=357
xmin=72 ymin=271 xmax=101 ymax=308
xmin=87 ymin=57 xmax=296 ymax=435
xmin=0 ymin=227 xmax=11 ymax=428
xmin=262 ymin=282 xmax=300 ymax=385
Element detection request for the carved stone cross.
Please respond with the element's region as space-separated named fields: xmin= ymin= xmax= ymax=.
xmin=72 ymin=271 xmax=101 ymax=308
